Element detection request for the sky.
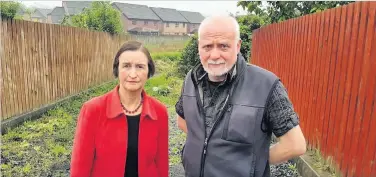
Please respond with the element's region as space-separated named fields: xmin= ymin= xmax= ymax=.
xmin=20 ymin=1 xmax=249 ymax=17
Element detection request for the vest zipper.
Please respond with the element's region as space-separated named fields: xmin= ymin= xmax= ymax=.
xmin=199 ymin=94 xmax=232 ymax=177
xmin=192 ymin=67 xmax=244 ymax=177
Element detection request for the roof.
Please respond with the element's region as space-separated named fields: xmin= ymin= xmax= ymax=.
xmin=112 ymin=2 xmax=160 ymax=21
xmin=48 ymin=7 xmax=65 ymax=24
xmin=48 ymin=7 xmax=65 ymax=16
xmin=63 ymin=1 xmax=92 ymax=15
xmin=33 ymin=8 xmax=52 ymax=18
xmin=150 ymin=7 xmax=188 ymax=23
xmin=179 ymin=11 xmax=204 ymax=24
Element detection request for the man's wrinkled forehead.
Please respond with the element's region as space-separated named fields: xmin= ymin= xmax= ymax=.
xmin=198 ymin=31 xmax=237 ymax=47
xmin=199 ymin=16 xmax=238 ymax=37
xmin=199 ymin=24 xmax=237 ymax=41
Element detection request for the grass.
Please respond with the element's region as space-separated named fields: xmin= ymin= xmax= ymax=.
xmin=0 ymin=52 xmax=185 ymax=176
xmin=145 ymin=42 xmax=186 ymax=53
xmin=307 ymin=145 xmax=342 ymax=177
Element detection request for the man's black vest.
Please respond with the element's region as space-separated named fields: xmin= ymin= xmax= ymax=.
xmin=181 ymin=56 xmax=279 ymax=177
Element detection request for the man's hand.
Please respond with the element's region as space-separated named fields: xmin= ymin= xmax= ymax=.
xmin=269 ymin=125 xmax=306 ymax=164
xmin=177 ymin=115 xmax=187 ymax=133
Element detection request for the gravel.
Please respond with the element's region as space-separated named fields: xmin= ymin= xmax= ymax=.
xmin=169 ymin=162 xmax=301 ymax=177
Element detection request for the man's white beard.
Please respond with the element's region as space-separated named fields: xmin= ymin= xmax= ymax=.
xmin=203 ymin=59 xmax=231 ymax=77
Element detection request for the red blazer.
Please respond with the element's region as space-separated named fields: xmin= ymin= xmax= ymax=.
xmin=70 ymin=85 xmax=169 ymax=177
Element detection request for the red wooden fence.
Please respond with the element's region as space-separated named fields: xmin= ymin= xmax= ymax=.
xmin=251 ymin=2 xmax=376 ymax=177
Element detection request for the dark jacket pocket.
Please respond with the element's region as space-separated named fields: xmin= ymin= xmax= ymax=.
xmin=221 ymin=105 xmax=264 ymax=144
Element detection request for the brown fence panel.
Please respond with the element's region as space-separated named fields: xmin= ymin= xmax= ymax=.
xmin=250 ymin=2 xmax=376 ymax=176
xmin=0 ymin=19 xmax=131 ymax=120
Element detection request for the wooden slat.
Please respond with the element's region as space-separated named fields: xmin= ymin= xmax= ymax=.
xmin=35 ymin=22 xmax=43 ymax=108
xmin=312 ymin=12 xmax=326 ymax=148
xmin=326 ymin=5 xmax=347 ymax=161
xmin=333 ymin=4 xmax=355 ymax=169
xmin=341 ymin=2 xmax=367 ymax=175
xmin=294 ymin=16 xmax=303 ymax=128
xmin=347 ymin=1 xmax=371 ymax=174
xmin=299 ymin=15 xmax=310 ymax=136
xmin=13 ymin=20 xmax=22 ymax=116
xmin=1 ymin=20 xmax=9 ymax=119
xmin=3 ymin=20 xmax=10 ymax=118
xmin=321 ymin=7 xmax=338 ymax=157
xmin=51 ymin=24 xmax=57 ymax=101
xmin=9 ymin=19 xmax=18 ymax=117
xmin=0 ymin=20 xmax=5 ymax=118
xmin=354 ymin=2 xmax=376 ymax=176
xmin=306 ymin=13 xmax=319 ymax=146
xmin=359 ymin=4 xmax=376 ymax=177
xmin=42 ymin=23 xmax=50 ymax=104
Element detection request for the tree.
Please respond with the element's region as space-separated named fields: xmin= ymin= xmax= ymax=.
xmin=0 ymin=1 xmax=22 ymax=19
xmin=178 ymin=34 xmax=200 ymax=77
xmin=237 ymin=14 xmax=267 ymax=61
xmin=237 ymin=1 xmax=354 ymax=24
xmin=62 ymin=1 xmax=123 ymax=35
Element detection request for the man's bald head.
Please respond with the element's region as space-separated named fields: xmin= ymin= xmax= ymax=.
xmin=198 ymin=15 xmax=240 ymax=41
xmin=196 ymin=14 xmax=242 ymax=82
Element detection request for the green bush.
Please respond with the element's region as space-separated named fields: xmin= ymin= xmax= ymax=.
xmin=0 ymin=1 xmax=22 ymax=19
xmin=177 ymin=34 xmax=200 ymax=77
xmin=62 ymin=1 xmax=123 ymax=35
xmin=237 ymin=14 xmax=267 ymax=62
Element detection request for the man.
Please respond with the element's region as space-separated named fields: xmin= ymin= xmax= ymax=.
xmin=175 ymin=15 xmax=306 ymax=177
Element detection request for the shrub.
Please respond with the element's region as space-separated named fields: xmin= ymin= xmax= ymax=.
xmin=177 ymin=34 xmax=200 ymax=77
xmin=0 ymin=1 xmax=22 ymax=19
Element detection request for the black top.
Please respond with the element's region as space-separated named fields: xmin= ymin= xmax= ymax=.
xmin=124 ymin=114 xmax=141 ymax=177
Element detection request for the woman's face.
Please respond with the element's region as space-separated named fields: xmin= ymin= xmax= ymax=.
xmin=118 ymin=50 xmax=149 ymax=92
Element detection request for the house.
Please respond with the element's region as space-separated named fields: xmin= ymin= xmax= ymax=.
xmin=29 ymin=8 xmax=53 ymax=23
xmin=47 ymin=7 xmax=65 ymax=24
xmin=62 ymin=1 xmax=92 ymax=16
xmin=15 ymin=7 xmax=51 ymax=23
xmin=47 ymin=1 xmax=92 ymax=24
xmin=150 ymin=7 xmax=189 ymax=35
xmin=112 ymin=2 xmax=161 ymax=35
xmin=179 ymin=11 xmax=205 ymax=34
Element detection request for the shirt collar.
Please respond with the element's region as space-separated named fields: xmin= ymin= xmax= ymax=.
xmin=106 ymin=85 xmax=158 ymax=120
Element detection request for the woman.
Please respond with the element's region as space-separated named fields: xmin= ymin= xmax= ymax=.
xmin=70 ymin=41 xmax=169 ymax=177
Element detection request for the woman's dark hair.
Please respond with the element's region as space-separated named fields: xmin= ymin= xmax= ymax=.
xmin=113 ymin=41 xmax=155 ymax=78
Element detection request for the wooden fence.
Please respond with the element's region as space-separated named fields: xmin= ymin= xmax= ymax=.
xmin=0 ymin=19 xmax=130 ymax=120
xmin=251 ymin=2 xmax=375 ymax=177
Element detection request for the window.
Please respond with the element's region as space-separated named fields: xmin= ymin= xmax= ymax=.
xmin=166 ymin=23 xmax=169 ymax=27
xmin=154 ymin=21 xmax=157 ymax=26
xmin=175 ymin=23 xmax=179 ymax=27
xmin=132 ymin=21 xmax=136 ymax=25
xmin=183 ymin=23 xmax=185 ymax=27
xmin=144 ymin=21 xmax=148 ymax=25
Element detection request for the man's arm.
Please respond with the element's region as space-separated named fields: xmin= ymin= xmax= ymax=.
xmin=175 ymin=84 xmax=187 ymax=133
xmin=267 ymin=81 xmax=306 ymax=165
xmin=177 ymin=115 xmax=187 ymax=133
xmin=269 ymin=126 xmax=306 ymax=164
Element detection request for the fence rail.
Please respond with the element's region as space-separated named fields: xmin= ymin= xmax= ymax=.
xmin=0 ymin=19 xmax=130 ymax=120
xmin=251 ymin=2 xmax=375 ymax=177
